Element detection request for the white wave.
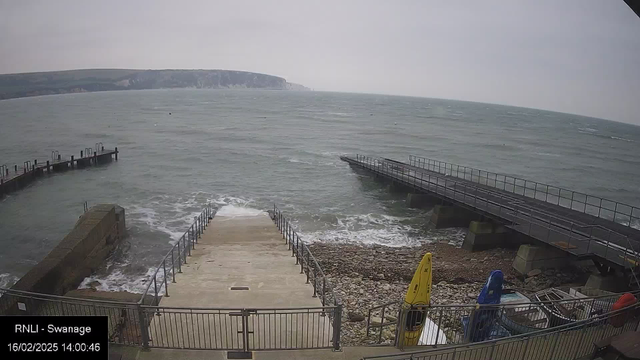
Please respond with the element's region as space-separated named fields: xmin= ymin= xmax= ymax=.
xmin=216 ymin=204 xmax=265 ymax=217
xmin=610 ymin=136 xmax=634 ymax=142
xmin=535 ymin=152 xmax=561 ymax=157
xmin=212 ymin=195 xmax=264 ymax=217
xmin=128 ymin=203 xmax=198 ymax=243
xmin=297 ymin=213 xmax=465 ymax=247
xmin=0 ymin=273 xmax=19 ymax=289
xmin=578 ymin=127 xmax=597 ymax=133
xmin=286 ymin=157 xmax=313 ymax=165
xmin=83 ymin=193 xmax=261 ymax=293
xmin=79 ymin=267 xmax=159 ymax=294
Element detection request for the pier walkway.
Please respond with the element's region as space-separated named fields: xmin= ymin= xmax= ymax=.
xmin=145 ymin=211 xmax=337 ymax=352
xmin=0 ymin=144 xmax=118 ymax=197
xmin=341 ymin=155 xmax=640 ymax=272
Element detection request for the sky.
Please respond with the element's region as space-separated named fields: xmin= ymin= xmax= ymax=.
xmin=1 ymin=1 xmax=639 ymax=124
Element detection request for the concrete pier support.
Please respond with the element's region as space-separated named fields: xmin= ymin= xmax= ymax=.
xmin=429 ymin=205 xmax=479 ymax=229
xmin=406 ymin=193 xmax=438 ymax=209
xmin=462 ymin=221 xmax=508 ymax=251
xmin=512 ymin=244 xmax=572 ymax=274
xmin=584 ymin=274 xmax=627 ymax=293
xmin=387 ymin=181 xmax=412 ymax=193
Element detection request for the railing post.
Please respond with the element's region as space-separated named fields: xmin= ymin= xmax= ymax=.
xmin=153 ymin=277 xmax=159 ymax=306
xmin=312 ymin=269 xmax=317 ymax=297
xmin=171 ymin=248 xmax=177 ymax=281
xmin=332 ymin=304 xmax=342 ymax=351
xmin=295 ymin=235 xmax=299 ymax=262
xmin=306 ymin=250 xmax=311 ymax=283
xmin=137 ymin=304 xmax=150 ymax=348
xmin=292 ymin=234 xmax=296 ymax=257
xmin=163 ymin=260 xmax=169 ymax=297
xmin=300 ymin=244 xmax=305 ymax=274
xmin=177 ymin=239 xmax=182 ymax=270
xmin=191 ymin=225 xmax=195 ymax=249
xmin=183 ymin=235 xmax=187 ymax=264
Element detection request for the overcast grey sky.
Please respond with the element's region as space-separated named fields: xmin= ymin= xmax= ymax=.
xmin=1 ymin=1 xmax=639 ymax=124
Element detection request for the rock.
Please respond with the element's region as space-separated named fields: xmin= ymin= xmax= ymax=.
xmin=370 ymin=316 xmax=383 ymax=326
xmin=437 ymin=281 xmax=448 ymax=286
xmin=525 ymin=277 xmax=536 ymax=284
xmin=348 ymin=312 xmax=365 ymax=322
xmin=386 ymin=315 xmax=398 ymax=323
xmin=470 ymin=258 xmax=478 ymax=262
xmin=88 ymin=281 xmax=101 ymax=290
xmin=527 ymin=269 xmax=542 ymax=277
xmin=543 ymin=269 xmax=555 ymax=276
xmin=383 ymin=284 xmax=391 ymax=291
xmin=467 ymin=293 xmax=476 ymax=299
xmin=378 ymin=273 xmax=385 ymax=280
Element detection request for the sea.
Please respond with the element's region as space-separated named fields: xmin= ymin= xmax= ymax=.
xmin=1 ymin=89 xmax=639 ymax=292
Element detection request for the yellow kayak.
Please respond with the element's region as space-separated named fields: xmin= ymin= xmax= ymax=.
xmin=402 ymin=252 xmax=432 ymax=346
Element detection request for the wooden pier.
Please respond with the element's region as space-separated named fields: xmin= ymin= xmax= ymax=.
xmin=0 ymin=143 xmax=118 ymax=197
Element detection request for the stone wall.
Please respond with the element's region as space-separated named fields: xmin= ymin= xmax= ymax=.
xmin=8 ymin=204 xmax=126 ymax=297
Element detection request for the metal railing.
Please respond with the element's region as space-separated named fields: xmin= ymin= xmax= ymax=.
xmin=366 ymin=290 xmax=640 ymax=348
xmin=408 ymin=155 xmax=640 ymax=230
xmin=350 ymin=155 xmax=640 ymax=273
xmin=138 ymin=205 xmax=216 ymax=305
xmin=0 ymin=287 xmax=145 ymax=346
xmin=142 ymin=305 xmax=340 ymax=351
xmin=362 ymin=302 xmax=640 ymax=360
xmin=271 ymin=205 xmax=342 ymax=309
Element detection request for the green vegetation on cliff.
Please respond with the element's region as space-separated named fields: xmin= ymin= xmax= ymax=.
xmin=0 ymin=69 xmax=308 ymax=100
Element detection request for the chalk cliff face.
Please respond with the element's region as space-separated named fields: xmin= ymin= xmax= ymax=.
xmin=0 ymin=69 xmax=309 ymax=100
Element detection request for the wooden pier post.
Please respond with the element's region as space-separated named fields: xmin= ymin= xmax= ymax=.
xmin=115 ymin=147 xmax=118 ymax=161
xmin=46 ymin=160 xmax=50 ymax=173
xmin=80 ymin=150 xmax=83 ymax=158
xmin=94 ymin=151 xmax=97 ymax=165
xmin=14 ymin=165 xmax=17 ymax=173
xmin=71 ymin=156 xmax=74 ymax=169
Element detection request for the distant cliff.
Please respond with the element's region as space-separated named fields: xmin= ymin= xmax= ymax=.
xmin=0 ymin=69 xmax=310 ymax=100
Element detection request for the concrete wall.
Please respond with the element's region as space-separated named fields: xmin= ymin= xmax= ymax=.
xmin=9 ymin=204 xmax=126 ymax=296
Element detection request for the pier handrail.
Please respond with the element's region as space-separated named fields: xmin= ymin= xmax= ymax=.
xmin=407 ymin=155 xmax=640 ymax=259
xmin=408 ymin=155 xmax=640 ymax=230
xmin=403 ymin=155 xmax=640 ymax=287
xmin=137 ymin=204 xmax=216 ymax=305
xmin=271 ymin=205 xmax=342 ymax=308
xmin=351 ymin=155 xmax=640 ymax=274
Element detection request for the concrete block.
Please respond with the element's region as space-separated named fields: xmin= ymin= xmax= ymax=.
xmin=512 ymin=244 xmax=572 ymax=274
xmin=430 ymin=205 xmax=479 ymax=229
xmin=406 ymin=193 xmax=437 ymax=209
xmin=584 ymin=274 xmax=627 ymax=293
xmin=463 ymin=221 xmax=508 ymax=251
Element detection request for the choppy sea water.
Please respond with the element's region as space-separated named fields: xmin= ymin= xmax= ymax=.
xmin=1 ymin=89 xmax=639 ymax=291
